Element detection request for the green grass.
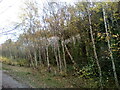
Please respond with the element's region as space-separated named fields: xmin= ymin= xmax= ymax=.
xmin=2 ymin=63 xmax=98 ymax=88
xmin=2 ymin=64 xmax=70 ymax=88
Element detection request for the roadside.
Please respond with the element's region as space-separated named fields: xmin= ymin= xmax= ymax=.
xmin=2 ymin=64 xmax=97 ymax=88
xmin=2 ymin=71 xmax=30 ymax=88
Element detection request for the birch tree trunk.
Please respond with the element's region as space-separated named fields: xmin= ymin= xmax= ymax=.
xmin=57 ymin=43 xmax=62 ymax=72
xmin=38 ymin=48 xmax=42 ymax=64
xmin=64 ymin=44 xmax=77 ymax=71
xmin=34 ymin=49 xmax=38 ymax=67
xmin=28 ymin=50 xmax=35 ymax=69
xmin=53 ymin=44 xmax=59 ymax=71
xmin=102 ymin=6 xmax=119 ymax=88
xmin=87 ymin=4 xmax=102 ymax=88
xmin=46 ymin=45 xmax=50 ymax=72
xmin=72 ymin=36 xmax=76 ymax=45
xmin=61 ymin=41 xmax=67 ymax=73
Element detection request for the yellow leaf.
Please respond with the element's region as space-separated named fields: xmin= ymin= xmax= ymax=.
xmin=100 ymin=18 xmax=103 ymax=21
xmin=112 ymin=35 xmax=117 ymax=37
xmin=97 ymin=33 xmax=101 ymax=37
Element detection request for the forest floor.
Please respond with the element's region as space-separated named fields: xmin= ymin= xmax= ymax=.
xmin=2 ymin=64 xmax=97 ymax=88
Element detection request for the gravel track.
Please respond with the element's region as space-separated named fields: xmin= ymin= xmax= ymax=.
xmin=2 ymin=71 xmax=30 ymax=88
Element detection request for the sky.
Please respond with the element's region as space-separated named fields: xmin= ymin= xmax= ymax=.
xmin=0 ymin=0 xmax=24 ymax=44
xmin=0 ymin=0 xmax=73 ymax=45
xmin=0 ymin=0 xmax=118 ymax=45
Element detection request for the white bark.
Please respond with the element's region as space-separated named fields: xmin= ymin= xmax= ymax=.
xmin=61 ymin=41 xmax=67 ymax=73
xmin=72 ymin=36 xmax=76 ymax=45
xmin=57 ymin=44 xmax=62 ymax=72
xmin=34 ymin=50 xmax=38 ymax=67
xmin=102 ymin=6 xmax=119 ymax=88
xmin=64 ymin=44 xmax=77 ymax=70
xmin=53 ymin=44 xmax=59 ymax=71
xmin=87 ymin=4 xmax=102 ymax=88
xmin=28 ymin=50 xmax=35 ymax=68
xmin=46 ymin=45 xmax=50 ymax=68
xmin=38 ymin=48 xmax=42 ymax=64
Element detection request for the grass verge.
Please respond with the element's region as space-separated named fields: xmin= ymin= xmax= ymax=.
xmin=2 ymin=63 xmax=97 ymax=88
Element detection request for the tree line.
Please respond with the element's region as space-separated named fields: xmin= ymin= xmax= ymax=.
xmin=1 ymin=1 xmax=120 ymax=88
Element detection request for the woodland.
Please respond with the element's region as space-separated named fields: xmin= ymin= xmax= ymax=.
xmin=0 ymin=1 xmax=120 ymax=88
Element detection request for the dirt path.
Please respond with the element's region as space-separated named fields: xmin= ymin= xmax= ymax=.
xmin=2 ymin=71 xmax=30 ymax=88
